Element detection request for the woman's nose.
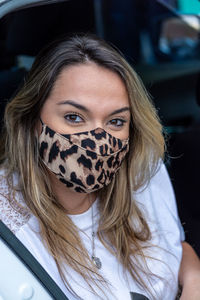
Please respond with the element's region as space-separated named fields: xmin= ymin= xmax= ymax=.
xmin=90 ymin=120 xmax=105 ymax=130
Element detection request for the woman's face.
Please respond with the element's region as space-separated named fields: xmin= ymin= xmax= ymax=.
xmin=40 ymin=63 xmax=130 ymax=139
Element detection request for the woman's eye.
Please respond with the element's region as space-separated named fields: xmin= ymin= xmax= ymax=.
xmin=109 ymin=119 xmax=126 ymax=127
xmin=64 ymin=114 xmax=83 ymax=123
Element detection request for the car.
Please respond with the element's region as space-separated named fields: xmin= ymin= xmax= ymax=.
xmin=0 ymin=1 xmax=200 ymax=299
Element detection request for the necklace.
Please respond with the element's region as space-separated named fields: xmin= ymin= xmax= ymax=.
xmin=91 ymin=202 xmax=102 ymax=269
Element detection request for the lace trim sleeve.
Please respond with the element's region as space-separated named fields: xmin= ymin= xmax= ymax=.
xmin=0 ymin=171 xmax=31 ymax=234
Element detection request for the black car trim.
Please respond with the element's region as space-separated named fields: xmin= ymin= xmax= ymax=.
xmin=0 ymin=220 xmax=69 ymax=300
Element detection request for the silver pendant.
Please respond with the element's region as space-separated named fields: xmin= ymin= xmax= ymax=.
xmin=92 ymin=256 xmax=102 ymax=269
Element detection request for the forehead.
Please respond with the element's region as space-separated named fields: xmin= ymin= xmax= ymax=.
xmin=46 ymin=63 xmax=129 ymax=109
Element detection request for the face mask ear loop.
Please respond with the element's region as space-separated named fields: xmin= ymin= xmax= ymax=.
xmin=39 ymin=118 xmax=44 ymax=126
xmin=38 ymin=117 xmax=45 ymax=135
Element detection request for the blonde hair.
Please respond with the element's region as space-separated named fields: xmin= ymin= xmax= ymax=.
xmin=0 ymin=34 xmax=165 ymax=299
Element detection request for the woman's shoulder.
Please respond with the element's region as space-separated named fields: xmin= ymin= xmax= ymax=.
xmin=134 ymin=162 xmax=184 ymax=241
xmin=0 ymin=168 xmax=31 ymax=234
xmin=134 ymin=162 xmax=177 ymax=212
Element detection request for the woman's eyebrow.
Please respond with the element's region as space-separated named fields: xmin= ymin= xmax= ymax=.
xmin=57 ymin=100 xmax=130 ymax=116
xmin=109 ymin=107 xmax=130 ymax=116
xmin=57 ymin=100 xmax=90 ymax=112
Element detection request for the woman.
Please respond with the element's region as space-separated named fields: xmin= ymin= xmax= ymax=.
xmin=0 ymin=34 xmax=199 ymax=300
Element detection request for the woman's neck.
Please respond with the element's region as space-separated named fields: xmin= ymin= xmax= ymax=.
xmin=49 ymin=172 xmax=96 ymax=214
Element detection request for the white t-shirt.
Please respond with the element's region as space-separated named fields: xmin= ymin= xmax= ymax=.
xmin=0 ymin=163 xmax=184 ymax=300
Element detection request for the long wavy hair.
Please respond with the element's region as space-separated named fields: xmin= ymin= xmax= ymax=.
xmin=0 ymin=34 xmax=165 ymax=299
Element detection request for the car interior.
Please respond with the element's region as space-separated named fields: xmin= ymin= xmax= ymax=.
xmin=0 ymin=0 xmax=200 ymax=285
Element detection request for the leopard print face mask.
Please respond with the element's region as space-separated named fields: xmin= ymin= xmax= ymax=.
xmin=38 ymin=121 xmax=129 ymax=193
